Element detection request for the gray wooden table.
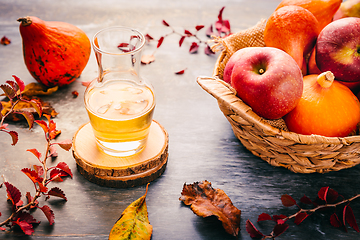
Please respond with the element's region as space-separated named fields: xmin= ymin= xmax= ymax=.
xmin=1 ymin=0 xmax=359 ymax=239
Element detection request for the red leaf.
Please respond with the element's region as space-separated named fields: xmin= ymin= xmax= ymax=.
xmin=33 ymin=165 xmax=44 ymax=177
xmin=8 ymin=130 xmax=18 ymax=146
xmin=26 ymin=192 xmax=39 ymax=209
xmin=35 ymin=120 xmax=48 ymax=134
xmin=17 ymin=211 xmax=39 ymax=224
xmin=6 ymin=80 xmax=19 ymax=93
xmin=21 ymin=168 xmax=47 ymax=193
xmin=12 ymin=75 xmax=25 ymax=93
xmin=162 ymin=20 xmax=170 ymax=27
xmin=48 ymin=145 xmax=58 ymax=158
xmin=39 ymin=205 xmax=55 ymax=225
xmin=281 ymin=194 xmax=296 ymax=207
xmin=145 ymin=34 xmax=154 ymax=42
xmin=273 ymin=214 xmax=287 ymax=224
xmin=273 ymin=223 xmax=289 ymax=238
xmin=4 ymin=182 xmax=21 ymax=206
xmin=27 ymin=148 xmax=42 ymax=161
xmin=0 ymin=84 xmax=16 ymax=100
xmin=257 ymin=213 xmax=272 ymax=222
xmin=327 ymin=188 xmax=339 ymax=203
xmin=221 ymin=19 xmax=231 ymax=33
xmin=204 ymin=44 xmax=215 ymax=55
xmin=47 ymin=187 xmax=67 ymax=201
xmin=179 ymin=36 xmax=186 ymax=47
xmin=175 ymin=68 xmax=187 ymax=75
xmin=55 ymin=162 xmax=73 ymax=178
xmin=300 ymin=195 xmax=313 ymax=205
xmin=318 ymin=186 xmax=329 ymax=202
xmin=184 ymin=29 xmax=192 ymax=36
xmin=56 ymin=139 xmax=72 ymax=151
xmin=157 ymin=36 xmax=164 ymax=48
xmin=49 ymin=169 xmax=67 ymax=182
xmin=294 ymin=212 xmax=308 ymax=225
xmin=218 ymin=6 xmax=225 ymax=21
xmin=15 ymin=220 xmax=34 ymax=235
xmin=330 ymin=213 xmax=342 ymax=228
xmin=345 ymin=205 xmax=360 ymax=232
xmin=195 ymin=25 xmax=205 ymax=31
xmin=205 ymin=25 xmax=214 ymax=37
xmin=189 ymin=42 xmax=199 ymax=53
xmin=246 ymin=219 xmax=263 ymax=238
xmin=215 ymin=20 xmax=223 ymax=32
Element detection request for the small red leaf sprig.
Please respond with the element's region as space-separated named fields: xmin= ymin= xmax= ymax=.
xmin=246 ymin=186 xmax=360 ymax=239
xmin=0 ymin=75 xmax=42 ymax=145
xmin=142 ymin=6 xmax=231 ymax=73
xmin=0 ymin=114 xmax=72 ymax=235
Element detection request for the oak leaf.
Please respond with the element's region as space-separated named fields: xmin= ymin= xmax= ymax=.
xmin=109 ymin=184 xmax=152 ymax=240
xmin=179 ymin=180 xmax=241 ymax=237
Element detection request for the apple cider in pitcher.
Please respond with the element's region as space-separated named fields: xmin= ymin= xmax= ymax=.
xmin=85 ymin=79 xmax=155 ymax=156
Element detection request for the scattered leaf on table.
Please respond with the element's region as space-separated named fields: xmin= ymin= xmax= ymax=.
xmin=21 ymin=82 xmax=58 ymax=97
xmin=1 ymin=36 xmax=11 ymax=45
xmin=175 ymin=68 xmax=187 ymax=75
xmin=141 ymin=54 xmax=155 ymax=64
xmin=179 ymin=180 xmax=241 ymax=237
xmin=109 ymin=183 xmax=152 ymax=240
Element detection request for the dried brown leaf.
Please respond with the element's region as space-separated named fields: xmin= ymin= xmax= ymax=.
xmin=1 ymin=36 xmax=11 ymax=45
xmin=21 ymin=82 xmax=58 ymax=97
xmin=179 ymin=180 xmax=241 ymax=237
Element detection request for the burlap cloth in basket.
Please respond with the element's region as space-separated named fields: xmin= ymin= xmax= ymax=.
xmin=197 ymin=19 xmax=360 ymax=174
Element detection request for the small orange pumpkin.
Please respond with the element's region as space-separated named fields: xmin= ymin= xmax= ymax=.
xmin=18 ymin=16 xmax=91 ymax=87
xmin=284 ymin=71 xmax=360 ymax=137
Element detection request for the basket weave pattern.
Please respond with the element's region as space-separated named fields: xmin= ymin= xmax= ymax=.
xmin=198 ymin=20 xmax=360 ymax=173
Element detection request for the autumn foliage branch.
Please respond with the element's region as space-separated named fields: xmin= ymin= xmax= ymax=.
xmin=246 ymin=186 xmax=360 ymax=239
xmin=141 ymin=6 xmax=231 ymax=67
xmin=0 ymin=76 xmax=73 ymax=235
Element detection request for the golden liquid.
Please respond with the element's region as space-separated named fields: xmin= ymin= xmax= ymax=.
xmin=84 ymin=79 xmax=155 ymax=156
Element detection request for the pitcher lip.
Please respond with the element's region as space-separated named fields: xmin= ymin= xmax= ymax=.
xmin=92 ymin=26 xmax=146 ymax=55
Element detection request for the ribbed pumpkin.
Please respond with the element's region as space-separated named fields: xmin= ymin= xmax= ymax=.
xmin=18 ymin=16 xmax=91 ymax=87
xmin=284 ymin=71 xmax=360 ymax=137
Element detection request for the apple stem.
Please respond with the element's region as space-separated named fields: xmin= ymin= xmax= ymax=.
xmin=317 ymin=71 xmax=334 ymax=88
xmin=258 ymin=68 xmax=265 ymax=74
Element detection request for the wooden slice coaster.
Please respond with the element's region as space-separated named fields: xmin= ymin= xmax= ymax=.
xmin=72 ymin=120 xmax=168 ymax=188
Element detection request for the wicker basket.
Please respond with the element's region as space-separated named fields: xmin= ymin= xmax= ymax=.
xmin=197 ymin=20 xmax=360 ymax=174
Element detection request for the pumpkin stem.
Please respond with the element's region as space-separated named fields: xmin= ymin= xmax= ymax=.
xmin=17 ymin=17 xmax=32 ymax=26
xmin=317 ymin=71 xmax=334 ymax=88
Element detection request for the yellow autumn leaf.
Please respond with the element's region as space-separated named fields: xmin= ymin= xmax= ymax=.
xmin=21 ymin=82 xmax=58 ymax=97
xmin=109 ymin=184 xmax=152 ymax=240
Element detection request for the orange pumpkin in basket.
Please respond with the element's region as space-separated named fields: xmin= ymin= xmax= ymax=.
xmin=276 ymin=0 xmax=341 ymax=31
xmin=284 ymin=71 xmax=360 ymax=137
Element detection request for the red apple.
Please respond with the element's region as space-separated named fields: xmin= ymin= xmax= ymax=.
xmin=230 ymin=47 xmax=303 ymax=120
xmin=223 ymin=47 xmax=255 ymax=83
xmin=316 ymin=17 xmax=360 ymax=82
